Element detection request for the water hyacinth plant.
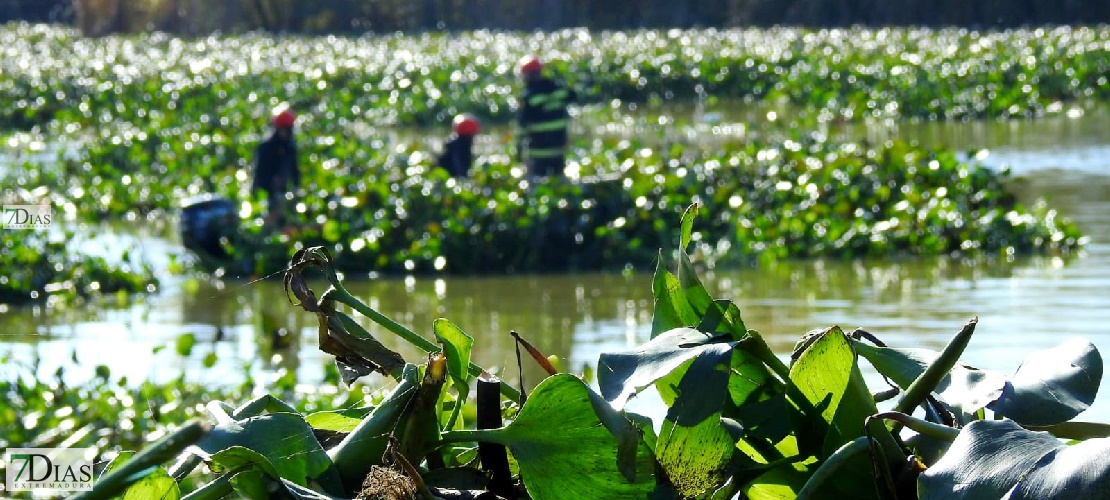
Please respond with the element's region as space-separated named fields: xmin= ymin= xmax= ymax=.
xmin=68 ymin=205 xmax=1108 ymax=500
xmin=0 ymin=24 xmax=1094 ymax=305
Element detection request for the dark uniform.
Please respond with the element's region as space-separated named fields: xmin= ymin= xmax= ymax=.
xmin=438 ymin=133 xmax=474 ymax=178
xmin=518 ymin=77 xmax=577 ymax=177
xmin=251 ymin=129 xmax=299 ymax=224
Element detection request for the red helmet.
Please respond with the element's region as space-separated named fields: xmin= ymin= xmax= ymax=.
xmin=270 ymin=109 xmax=296 ymax=128
xmin=452 ymin=114 xmax=480 ymax=136
xmin=518 ymin=55 xmax=543 ymax=75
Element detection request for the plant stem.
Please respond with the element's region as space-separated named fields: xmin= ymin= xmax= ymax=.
xmin=71 ymin=419 xmax=210 ymax=500
xmin=179 ymin=471 xmax=236 ymax=500
xmin=795 ymin=437 xmax=870 ymax=500
xmin=439 ymin=428 xmax=505 ymax=446
xmin=323 ymin=285 xmax=521 ymax=401
xmin=893 ymin=318 xmax=977 ymax=416
xmin=873 ymin=412 xmax=959 ymax=442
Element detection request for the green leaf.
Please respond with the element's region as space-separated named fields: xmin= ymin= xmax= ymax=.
xmin=790 ymin=328 xmax=862 ymax=450
xmin=680 ymin=203 xmax=698 ymax=251
xmin=728 ymin=348 xmax=774 ymax=408
xmin=232 ymin=394 xmax=299 ymax=419
xmin=697 ymin=299 xmax=748 ymax=341
xmin=103 ymin=452 xmax=180 ymax=500
xmin=322 ymin=219 xmax=341 ymax=242
xmin=598 ymin=326 xmax=732 ymax=409
xmin=650 ymin=257 xmax=700 ymax=338
xmin=789 ymin=327 xmax=877 ymax=498
xmin=433 ymin=318 xmax=474 ymax=389
xmin=919 ymin=419 xmax=1110 ymax=499
xmin=175 ymin=333 xmax=195 ymax=356
xmin=229 ymin=468 xmax=270 ymax=500
xmin=744 ymin=466 xmax=808 ymax=500
xmin=213 ymin=447 xmax=279 ymax=500
xmin=676 ymin=245 xmax=713 ymax=324
xmin=988 ymin=338 xmax=1103 ymax=426
xmin=305 ymin=407 xmax=375 ymax=433
xmin=1003 ymin=436 xmax=1110 ymax=499
xmin=193 ymin=413 xmax=338 ymax=489
xmin=852 ymin=341 xmax=1006 ymax=420
xmin=210 ymin=446 xmax=280 ymax=477
xmin=656 ymin=343 xmax=735 ymax=497
xmin=472 ymin=374 xmax=657 ymax=499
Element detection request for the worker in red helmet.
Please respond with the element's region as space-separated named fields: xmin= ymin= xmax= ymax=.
xmin=251 ymin=106 xmax=301 ymax=227
xmin=438 ymin=113 xmax=480 ymax=178
xmin=516 ymin=55 xmax=577 ymax=179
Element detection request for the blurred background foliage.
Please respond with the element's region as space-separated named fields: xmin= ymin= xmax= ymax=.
xmin=4 ymin=0 xmax=1110 ymax=36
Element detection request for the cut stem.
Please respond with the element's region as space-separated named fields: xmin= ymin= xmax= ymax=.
xmin=477 ymin=373 xmax=515 ymax=499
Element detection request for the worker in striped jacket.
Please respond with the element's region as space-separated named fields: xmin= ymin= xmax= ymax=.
xmin=516 ymin=55 xmax=578 ymax=178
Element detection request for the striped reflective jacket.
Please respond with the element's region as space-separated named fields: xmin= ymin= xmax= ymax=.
xmin=518 ymin=77 xmax=578 ymax=159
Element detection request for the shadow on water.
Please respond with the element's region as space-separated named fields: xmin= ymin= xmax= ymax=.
xmin=2 ymin=104 xmax=1109 ymax=417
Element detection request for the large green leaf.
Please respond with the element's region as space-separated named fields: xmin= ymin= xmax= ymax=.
xmin=789 ymin=327 xmax=877 ymax=498
xmin=852 ymin=341 xmax=1007 ymax=420
xmin=598 ymin=326 xmax=733 ymax=408
xmin=1003 ymin=436 xmax=1110 ymax=499
xmin=988 ymin=338 xmax=1103 ymax=426
xmin=210 ymin=447 xmax=350 ymax=500
xmin=919 ymin=419 xmax=1110 ymax=499
xmin=790 ymin=328 xmax=868 ymax=450
xmin=193 ymin=413 xmax=338 ymax=489
xmin=655 ymin=343 xmax=736 ymax=497
xmin=210 ymin=447 xmax=281 ymax=500
xmin=474 ymin=374 xmax=657 ymax=499
xmin=855 ymin=338 xmax=1103 ymax=426
xmin=304 ymin=407 xmax=375 ymax=433
xmin=103 ymin=451 xmax=179 ymax=500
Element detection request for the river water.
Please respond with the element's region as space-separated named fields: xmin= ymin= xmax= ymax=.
xmin=2 ymin=106 xmax=1109 ymax=423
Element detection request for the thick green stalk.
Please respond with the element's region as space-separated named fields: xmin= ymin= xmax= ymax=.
xmin=893 ymin=318 xmax=977 ymax=416
xmin=795 ymin=437 xmax=870 ymax=500
xmin=71 ymin=420 xmax=210 ymax=500
xmin=439 ymin=428 xmax=506 ymax=446
xmin=322 ymin=285 xmax=521 ymax=401
xmin=325 ymin=285 xmax=439 ymax=353
xmin=179 ymin=471 xmax=236 ymax=500
xmin=327 ymin=364 xmax=421 ymax=486
xmin=873 ymin=412 xmax=959 ymax=442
